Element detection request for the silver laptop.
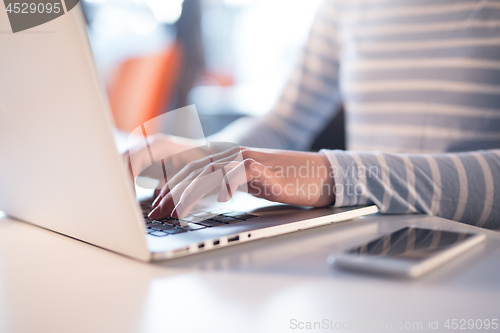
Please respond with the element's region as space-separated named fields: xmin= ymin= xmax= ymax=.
xmin=0 ymin=4 xmax=378 ymax=261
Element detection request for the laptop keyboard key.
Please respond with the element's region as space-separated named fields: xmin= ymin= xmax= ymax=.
xmin=152 ymin=224 xmax=175 ymax=231
xmin=211 ymin=216 xmax=242 ymax=224
xmin=149 ymin=231 xmax=168 ymax=237
xmin=164 ymin=228 xmax=188 ymax=234
xmin=164 ymin=221 xmax=183 ymax=227
xmin=157 ymin=217 xmax=178 ymax=223
xmin=191 ymin=211 xmax=213 ymax=218
xmin=177 ymin=223 xmax=206 ymax=231
xmin=234 ymin=214 xmax=259 ymax=220
xmin=144 ymin=208 xmax=253 ymax=230
xmin=196 ymin=220 xmax=225 ymax=227
xmin=222 ymin=211 xmax=245 ymax=217
xmin=180 ymin=216 xmax=205 ymax=223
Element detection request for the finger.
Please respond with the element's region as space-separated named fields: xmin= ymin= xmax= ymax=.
xmin=209 ymin=144 xmax=242 ymax=160
xmin=151 ymin=179 xmax=174 ymax=209
xmin=151 ymin=183 xmax=168 ymax=208
xmin=149 ymin=179 xmax=190 ymax=219
xmin=166 ymin=149 xmax=241 ymax=192
xmin=150 ymin=160 xmax=225 ymax=218
xmin=153 ymin=150 xmax=243 ymax=208
xmin=151 ymin=163 xmax=206 ymax=209
xmin=150 ymin=149 xmax=243 ymax=216
xmin=217 ymin=158 xmax=267 ymax=202
xmin=172 ymin=161 xmax=241 ymax=219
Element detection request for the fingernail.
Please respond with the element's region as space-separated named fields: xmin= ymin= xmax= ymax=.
xmin=148 ymin=207 xmax=160 ymax=219
xmin=172 ymin=203 xmax=184 ymax=219
xmin=152 ymin=195 xmax=161 ymax=208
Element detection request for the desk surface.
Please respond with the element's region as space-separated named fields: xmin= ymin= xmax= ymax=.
xmin=0 ymin=213 xmax=499 ymax=333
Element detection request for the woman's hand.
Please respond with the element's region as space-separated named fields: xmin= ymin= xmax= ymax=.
xmin=148 ymin=148 xmax=336 ymax=219
xmin=126 ymin=133 xmax=202 ymax=182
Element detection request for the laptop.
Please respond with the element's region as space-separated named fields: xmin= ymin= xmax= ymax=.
xmin=0 ymin=4 xmax=378 ymax=261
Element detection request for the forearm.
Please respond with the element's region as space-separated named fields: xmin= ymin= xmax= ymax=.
xmin=321 ymin=149 xmax=500 ymax=229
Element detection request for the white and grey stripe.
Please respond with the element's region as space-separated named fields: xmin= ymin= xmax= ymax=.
xmin=234 ymin=0 xmax=500 ymax=228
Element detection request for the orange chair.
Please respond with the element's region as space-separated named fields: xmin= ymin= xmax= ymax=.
xmin=108 ymin=43 xmax=183 ymax=133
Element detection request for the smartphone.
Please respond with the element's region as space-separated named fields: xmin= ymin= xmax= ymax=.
xmin=328 ymin=226 xmax=486 ymax=278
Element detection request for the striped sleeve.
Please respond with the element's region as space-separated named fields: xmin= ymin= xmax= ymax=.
xmin=321 ymin=149 xmax=500 ymax=229
xmin=236 ymin=0 xmax=341 ymax=150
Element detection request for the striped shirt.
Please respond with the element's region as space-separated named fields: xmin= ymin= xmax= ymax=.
xmin=234 ymin=0 xmax=500 ymax=228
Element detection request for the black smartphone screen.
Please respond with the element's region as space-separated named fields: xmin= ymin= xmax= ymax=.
xmin=345 ymin=227 xmax=475 ymax=262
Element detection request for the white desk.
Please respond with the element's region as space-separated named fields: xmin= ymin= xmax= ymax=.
xmin=0 ymin=213 xmax=499 ymax=333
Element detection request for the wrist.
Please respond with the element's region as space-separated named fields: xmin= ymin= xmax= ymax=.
xmin=317 ymin=151 xmax=336 ymax=206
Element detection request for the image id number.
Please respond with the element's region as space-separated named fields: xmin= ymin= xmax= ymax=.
xmin=6 ymin=3 xmax=61 ymax=14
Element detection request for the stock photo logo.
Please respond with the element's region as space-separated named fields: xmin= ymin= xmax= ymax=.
xmin=3 ymin=0 xmax=79 ymax=33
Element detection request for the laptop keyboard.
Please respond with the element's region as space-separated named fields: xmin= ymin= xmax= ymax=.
xmin=139 ymin=199 xmax=258 ymax=237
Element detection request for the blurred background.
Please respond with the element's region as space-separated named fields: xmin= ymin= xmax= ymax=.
xmin=81 ymin=0 xmax=323 ymax=138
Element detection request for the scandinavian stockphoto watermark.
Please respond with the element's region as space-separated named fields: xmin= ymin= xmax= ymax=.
xmin=245 ymin=160 xmax=377 ymax=200
xmin=3 ymin=0 xmax=79 ymax=33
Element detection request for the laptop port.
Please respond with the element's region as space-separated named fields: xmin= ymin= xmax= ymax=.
xmin=228 ymin=235 xmax=240 ymax=243
xmin=213 ymin=239 xmax=220 ymax=246
xmin=173 ymin=247 xmax=189 ymax=255
xmin=198 ymin=243 xmax=205 ymax=249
